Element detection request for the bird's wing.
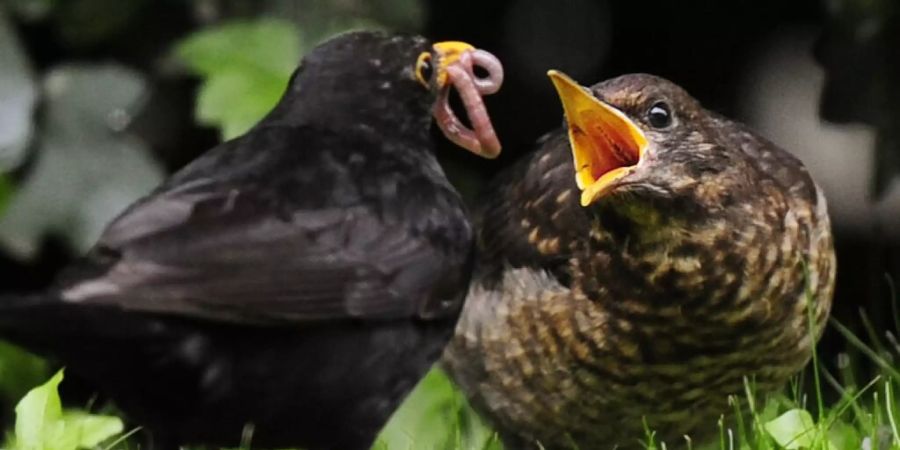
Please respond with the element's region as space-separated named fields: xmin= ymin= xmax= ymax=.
xmin=59 ymin=140 xmax=472 ymax=325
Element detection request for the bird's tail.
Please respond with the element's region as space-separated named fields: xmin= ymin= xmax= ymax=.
xmin=0 ymin=291 xmax=174 ymax=361
xmin=0 ymin=292 xmax=96 ymax=352
xmin=0 ymin=292 xmax=82 ymax=361
xmin=0 ymin=292 xmax=60 ymax=329
xmin=0 ymin=291 xmax=86 ymax=333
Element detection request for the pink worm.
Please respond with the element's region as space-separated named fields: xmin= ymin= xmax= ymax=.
xmin=433 ymin=50 xmax=504 ymax=158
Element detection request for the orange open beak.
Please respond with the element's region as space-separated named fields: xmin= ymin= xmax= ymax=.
xmin=548 ymin=70 xmax=648 ymax=206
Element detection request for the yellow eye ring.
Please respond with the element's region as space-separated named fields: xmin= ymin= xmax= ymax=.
xmin=415 ymin=52 xmax=434 ymax=87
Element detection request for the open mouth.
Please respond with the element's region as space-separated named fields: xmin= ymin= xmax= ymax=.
xmin=431 ymin=42 xmax=504 ymax=159
xmin=547 ymin=70 xmax=648 ymax=206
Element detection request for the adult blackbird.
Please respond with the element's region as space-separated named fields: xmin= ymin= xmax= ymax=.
xmin=0 ymin=31 xmax=504 ymax=450
xmin=443 ymin=72 xmax=835 ymax=449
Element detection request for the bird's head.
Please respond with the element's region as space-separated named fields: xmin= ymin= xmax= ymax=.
xmin=548 ymin=71 xmax=765 ymax=231
xmin=278 ymin=31 xmax=504 ymax=158
xmin=543 ymin=72 xmax=833 ymax=363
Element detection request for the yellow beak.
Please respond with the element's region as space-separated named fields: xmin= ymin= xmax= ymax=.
xmin=432 ymin=41 xmax=476 ymax=88
xmin=548 ymin=70 xmax=648 ymax=206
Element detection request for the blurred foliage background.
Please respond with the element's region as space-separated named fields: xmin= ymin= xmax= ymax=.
xmin=0 ymin=0 xmax=898 ymax=448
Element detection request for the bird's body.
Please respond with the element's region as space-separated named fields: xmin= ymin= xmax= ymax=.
xmin=0 ymin=31 xmax=505 ymax=450
xmin=443 ymin=74 xmax=834 ymax=449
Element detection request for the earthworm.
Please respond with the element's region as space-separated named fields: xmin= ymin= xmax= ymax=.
xmin=467 ymin=49 xmax=504 ymax=95
xmin=433 ymin=50 xmax=504 ymax=158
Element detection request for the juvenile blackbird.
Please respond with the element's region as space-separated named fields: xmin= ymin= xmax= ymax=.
xmin=0 ymin=31 xmax=505 ymax=450
xmin=443 ymin=72 xmax=835 ymax=449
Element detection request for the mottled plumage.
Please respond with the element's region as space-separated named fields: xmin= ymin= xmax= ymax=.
xmin=443 ymin=74 xmax=835 ymax=449
xmin=0 ymin=31 xmax=506 ymax=450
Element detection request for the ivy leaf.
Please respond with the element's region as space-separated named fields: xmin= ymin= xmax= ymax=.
xmin=194 ymin=69 xmax=290 ymax=141
xmin=175 ymin=19 xmax=301 ymax=140
xmin=58 ymin=411 xmax=126 ymax=448
xmin=12 ymin=370 xmax=64 ymax=449
xmin=0 ymin=5 xmax=38 ymax=172
xmin=826 ymin=419 xmax=861 ymax=450
xmin=764 ymin=408 xmax=837 ymax=450
xmin=9 ymin=370 xmax=124 ymax=450
xmin=376 ymin=368 xmax=500 ymax=450
xmin=0 ymin=64 xmax=164 ymax=260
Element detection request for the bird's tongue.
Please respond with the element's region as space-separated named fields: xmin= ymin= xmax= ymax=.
xmin=579 ymin=108 xmax=642 ymax=178
xmin=433 ymin=50 xmax=504 ymax=159
xmin=574 ymin=109 xmax=644 ymax=204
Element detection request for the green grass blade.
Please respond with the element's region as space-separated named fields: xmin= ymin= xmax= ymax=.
xmin=830 ymin=319 xmax=900 ymax=380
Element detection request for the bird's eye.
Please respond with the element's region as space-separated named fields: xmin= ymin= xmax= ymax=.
xmin=647 ymin=102 xmax=672 ymax=128
xmin=415 ymin=52 xmax=434 ymax=87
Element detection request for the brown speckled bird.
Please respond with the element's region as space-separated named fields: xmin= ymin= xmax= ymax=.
xmin=442 ymin=72 xmax=835 ymax=449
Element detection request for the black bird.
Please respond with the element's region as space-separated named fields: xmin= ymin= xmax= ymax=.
xmin=443 ymin=72 xmax=835 ymax=449
xmin=0 ymin=31 xmax=504 ymax=450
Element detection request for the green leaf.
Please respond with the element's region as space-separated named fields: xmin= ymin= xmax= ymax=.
xmin=195 ymin=70 xmax=289 ymax=141
xmin=0 ymin=5 xmax=38 ymax=172
xmin=0 ymin=64 xmax=163 ymax=260
xmin=764 ymin=408 xmax=835 ymax=450
xmin=13 ymin=369 xmax=64 ymax=449
xmin=176 ymin=19 xmax=300 ymax=78
xmin=376 ymin=368 xmax=500 ymax=450
xmin=825 ymin=419 xmax=861 ymax=450
xmin=59 ymin=411 xmax=125 ymax=448
xmin=175 ymin=19 xmax=301 ymax=139
xmin=8 ymin=369 xmax=124 ymax=450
